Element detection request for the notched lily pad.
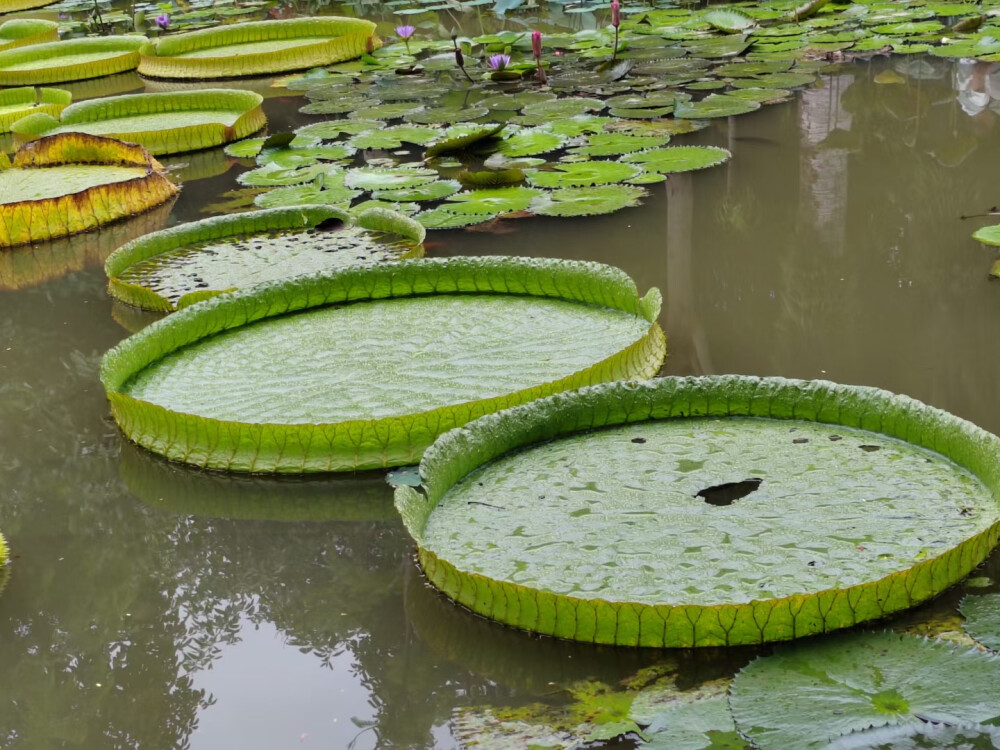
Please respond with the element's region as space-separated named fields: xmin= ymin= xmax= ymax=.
xmin=531 ymin=185 xmax=647 ymax=217
xmin=622 ymin=146 xmax=731 ymax=174
xmin=527 ymin=161 xmax=644 ymax=188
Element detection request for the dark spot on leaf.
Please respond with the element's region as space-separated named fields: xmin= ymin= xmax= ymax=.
xmin=829 ymin=435 xmax=842 ymax=441
xmin=631 ymin=437 xmax=647 ymax=444
xmin=793 ymin=438 xmax=809 ymax=444
xmin=859 ymin=445 xmax=881 ymax=452
xmin=697 ymin=478 xmax=763 ymax=507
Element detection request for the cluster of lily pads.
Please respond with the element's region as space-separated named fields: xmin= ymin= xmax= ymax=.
xmin=452 ymin=622 xmax=1000 ymax=750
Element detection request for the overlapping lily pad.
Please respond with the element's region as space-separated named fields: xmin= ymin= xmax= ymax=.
xmin=101 ymin=257 xmax=665 ymax=473
xmin=138 ymin=17 xmax=381 ymax=79
xmin=731 ymin=632 xmax=1000 ymax=749
xmin=0 ymin=132 xmax=178 ymax=248
xmin=0 ymin=37 xmax=147 ymax=86
xmin=0 ymin=86 xmax=70 ymax=133
xmin=10 ymin=89 xmax=265 ymax=155
xmin=396 ymin=376 xmax=1000 ymax=647
xmin=105 ymin=205 xmax=425 ymax=311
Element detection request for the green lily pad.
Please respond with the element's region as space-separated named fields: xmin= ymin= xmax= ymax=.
xmin=224 ymin=137 xmax=267 ymax=158
xmin=101 ymin=257 xmax=665 ymax=472
xmin=405 ymin=105 xmax=490 ymax=125
xmin=256 ymin=144 xmax=356 ymax=169
xmin=425 ymin=122 xmax=505 ymax=158
xmin=714 ymin=60 xmax=794 ymax=76
xmin=703 ymin=9 xmax=756 ymax=33
xmin=570 ymin=133 xmax=672 ymax=157
xmin=530 ymin=185 xmax=647 ymax=217
xmin=973 ymin=225 xmax=1000 ymax=246
xmin=622 ymin=146 xmax=731 ymax=174
xmin=674 ymin=94 xmax=762 ymax=119
xmin=527 ymin=161 xmax=644 ymax=188
xmin=521 ymin=97 xmax=606 ymax=118
xmin=495 ymin=128 xmax=567 ymax=158
xmin=238 ymin=161 xmax=343 ymax=187
xmin=252 ymin=181 xmax=360 ymax=209
xmin=295 ymin=119 xmax=385 ymax=140
xmin=395 ymin=377 xmax=1000 ymax=647
xmin=823 ymin=723 xmax=1000 ymax=749
xmin=442 ymin=187 xmax=542 ymax=214
xmin=348 ymin=101 xmax=424 ymax=120
xmin=638 ymin=695 xmax=744 ymax=750
xmin=731 ymin=632 xmax=1000 ymax=749
xmin=372 ymin=179 xmax=462 ymax=202
xmin=726 ymin=87 xmax=792 ymax=103
xmin=961 ymin=594 xmax=1000 ymax=650
xmin=415 ymin=208 xmax=498 ymax=230
xmin=348 ymin=124 xmax=441 ymax=149
xmin=105 ymin=206 xmax=425 ymax=311
xmin=344 ymin=166 xmax=438 ymax=190
xmin=545 ymin=115 xmax=616 ymax=138
xmin=732 ymin=71 xmax=815 ymax=88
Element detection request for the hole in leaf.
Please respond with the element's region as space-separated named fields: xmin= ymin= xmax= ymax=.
xmin=697 ymin=478 xmax=763 ymax=507
xmin=631 ymin=437 xmax=647 ymax=444
xmin=859 ymin=445 xmax=882 ymax=452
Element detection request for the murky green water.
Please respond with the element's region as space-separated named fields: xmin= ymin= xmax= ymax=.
xmin=4 ymin=13 xmax=1000 ymax=749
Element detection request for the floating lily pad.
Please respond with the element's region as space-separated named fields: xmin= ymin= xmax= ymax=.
xmin=732 ymin=71 xmax=815 ymax=88
xmin=570 ymin=133 xmax=672 ymax=157
xmin=295 ymin=119 xmax=384 ymax=140
xmin=495 ymin=128 xmax=567 ymax=158
xmin=545 ymin=115 xmax=615 ymax=138
xmin=527 ymin=161 xmax=644 ymax=188
xmin=0 ymin=85 xmax=70 ymax=133
xmin=255 ymin=143 xmax=355 ymax=169
xmin=622 ymin=146 xmax=731 ymax=174
xmin=638 ymin=695 xmax=744 ymax=750
xmin=521 ymin=97 xmax=605 ymax=118
xmin=344 ymin=165 xmax=438 ymax=190
xmin=0 ymin=133 xmax=178 ymax=248
xmin=703 ymin=9 xmax=756 ymax=33
xmin=372 ymin=179 xmax=462 ymax=202
xmin=0 ymin=531 xmax=6 ymax=570
xmin=395 ymin=377 xmax=1000 ymax=647
xmin=415 ymin=208 xmax=498 ymax=230
xmin=252 ymin=181 xmax=360 ymax=209
xmin=238 ymin=161 xmax=343 ymax=187
xmin=348 ymin=124 xmax=440 ymax=149
xmin=824 ymin=722 xmax=1000 ymax=749
xmin=138 ymin=17 xmax=381 ymax=79
xmin=674 ymin=94 xmax=762 ymax=118
xmin=973 ymin=225 xmax=1000 ymax=247
xmin=425 ymin=122 xmax=505 ymax=158
xmin=11 ymin=89 xmax=266 ymax=156
xmin=441 ymin=187 xmax=542 ymax=215
xmin=0 ymin=36 xmax=147 ymax=86
xmin=531 ymin=185 xmax=647 ymax=217
xmin=405 ymin=105 xmax=489 ymax=125
xmin=0 ymin=18 xmax=58 ymax=53
xmin=731 ymin=632 xmax=1000 ymax=749
xmin=101 ymin=257 xmax=665 ymax=472
xmin=105 ymin=206 xmax=424 ymax=311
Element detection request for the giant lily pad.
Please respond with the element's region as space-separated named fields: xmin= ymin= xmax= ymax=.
xmin=824 ymin=722 xmax=1000 ymax=749
xmin=0 ymin=19 xmax=58 ymax=53
xmin=101 ymin=257 xmax=665 ymax=473
xmin=730 ymin=632 xmax=1000 ymax=749
xmin=0 ymin=37 xmax=147 ymax=86
xmin=0 ymin=133 xmax=178 ymax=248
xmin=0 ymin=86 xmax=70 ymax=133
xmin=10 ymin=89 xmax=265 ymax=155
xmin=137 ymin=17 xmax=381 ymax=79
xmin=105 ymin=206 xmax=425 ymax=311
xmin=395 ymin=377 xmax=1000 ymax=647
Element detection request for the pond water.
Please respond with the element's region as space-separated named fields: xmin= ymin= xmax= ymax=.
xmin=4 ymin=7 xmax=1000 ymax=749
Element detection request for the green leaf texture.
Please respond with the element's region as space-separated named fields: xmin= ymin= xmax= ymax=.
xmin=0 ymin=37 xmax=146 ymax=86
xmin=101 ymin=257 xmax=665 ymax=473
xmin=395 ymin=377 xmax=1000 ymax=647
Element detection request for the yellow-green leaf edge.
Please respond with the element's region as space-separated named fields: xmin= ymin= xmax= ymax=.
xmin=0 ymin=132 xmax=179 ymax=248
xmin=0 ymin=19 xmax=59 ymax=52
xmin=395 ymin=376 xmax=1000 ymax=648
xmin=104 ymin=204 xmax=427 ymax=311
xmin=0 ymin=37 xmax=146 ymax=86
xmin=11 ymin=89 xmax=266 ymax=155
xmin=100 ymin=256 xmax=666 ymax=473
xmin=137 ymin=17 xmax=381 ymax=80
xmin=0 ymin=86 xmax=70 ymax=133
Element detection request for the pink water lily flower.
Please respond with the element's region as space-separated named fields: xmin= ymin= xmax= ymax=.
xmin=611 ymin=0 xmax=620 ymax=28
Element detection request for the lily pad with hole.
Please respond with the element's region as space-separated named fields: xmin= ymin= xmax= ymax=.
xmin=731 ymin=632 xmax=1000 ymax=749
xmin=674 ymin=94 xmax=762 ymax=119
xmin=527 ymin=161 xmax=644 ymax=188
xmin=137 ymin=17 xmax=381 ymax=79
xmin=622 ymin=146 xmax=731 ymax=174
xmin=101 ymin=257 xmax=665 ymax=473
xmin=0 ymin=86 xmax=70 ymax=133
xmin=395 ymin=376 xmax=1000 ymax=647
xmin=0 ymin=132 xmax=178 ymax=248
xmin=823 ymin=722 xmax=1000 ymax=749
xmin=441 ymin=187 xmax=542 ymax=215
xmin=11 ymin=89 xmax=265 ymax=155
xmin=0 ymin=36 xmax=147 ymax=86
xmin=530 ymin=185 xmax=647 ymax=217
xmin=105 ymin=205 xmax=424 ymax=311
xmin=0 ymin=18 xmax=58 ymax=53
xmin=961 ymin=593 xmax=1000 ymax=650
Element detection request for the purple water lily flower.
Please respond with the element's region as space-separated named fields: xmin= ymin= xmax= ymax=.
xmin=395 ymin=24 xmax=415 ymax=52
xmin=154 ymin=13 xmax=170 ymax=29
xmin=488 ymin=53 xmax=511 ymax=71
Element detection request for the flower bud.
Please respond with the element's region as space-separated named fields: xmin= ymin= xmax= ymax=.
xmin=611 ymin=0 xmax=620 ymax=28
xmin=532 ymin=30 xmax=542 ymax=58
